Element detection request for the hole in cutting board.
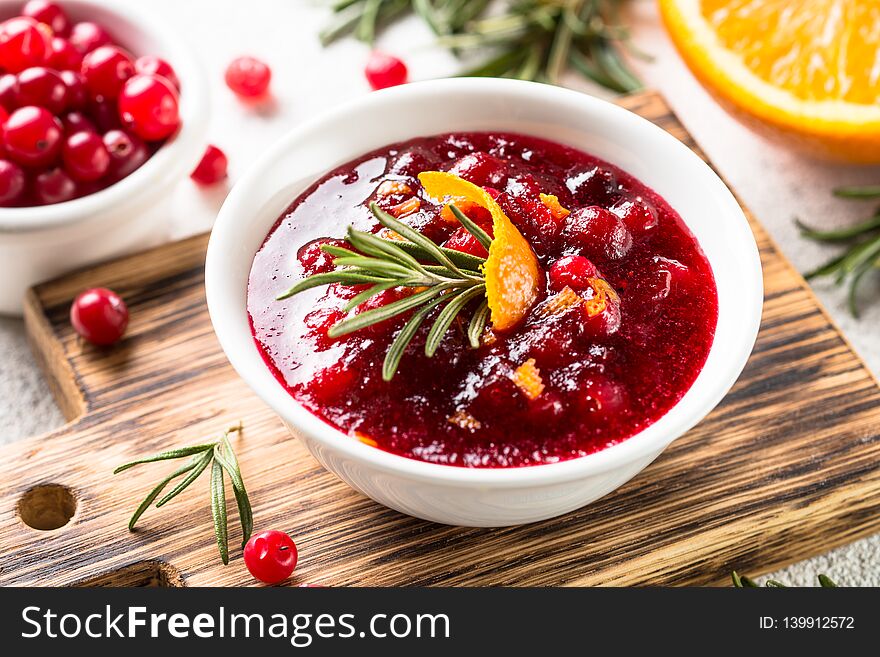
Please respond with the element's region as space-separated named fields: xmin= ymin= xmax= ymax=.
xmin=74 ymin=561 xmax=185 ymax=587
xmin=17 ymin=484 xmax=76 ymax=530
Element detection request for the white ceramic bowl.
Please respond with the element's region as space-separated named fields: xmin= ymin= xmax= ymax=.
xmin=207 ymin=78 xmax=763 ymax=527
xmin=0 ymin=0 xmax=208 ymax=314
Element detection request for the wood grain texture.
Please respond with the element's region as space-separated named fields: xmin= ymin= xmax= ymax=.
xmin=2 ymin=91 xmax=879 ymax=587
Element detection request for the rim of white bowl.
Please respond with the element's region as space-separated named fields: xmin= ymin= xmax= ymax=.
xmin=207 ymin=78 xmax=763 ymax=488
xmin=0 ymin=0 xmax=208 ymax=233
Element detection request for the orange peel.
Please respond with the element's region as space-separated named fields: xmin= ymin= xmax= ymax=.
xmin=539 ymin=193 xmax=570 ymax=220
xmin=511 ymin=358 xmax=545 ymax=400
xmin=418 ymin=171 xmax=541 ymax=331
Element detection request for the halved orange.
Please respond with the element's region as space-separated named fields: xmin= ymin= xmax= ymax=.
xmin=418 ymin=171 xmax=541 ymax=331
xmin=659 ymin=0 xmax=880 ymax=162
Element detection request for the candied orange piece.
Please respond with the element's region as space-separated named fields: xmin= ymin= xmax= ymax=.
xmin=583 ymin=278 xmax=619 ymax=318
xmin=387 ymin=197 xmax=420 ymax=218
xmin=536 ymin=286 xmax=582 ymax=318
xmin=376 ymin=180 xmax=413 ymax=197
xmin=379 ymin=227 xmax=406 ymax=241
xmin=447 ymin=409 xmax=482 ymax=431
xmin=539 ymin=193 xmax=570 ymax=220
xmin=511 ymin=358 xmax=545 ymax=400
xmin=418 ymin=171 xmax=541 ymax=331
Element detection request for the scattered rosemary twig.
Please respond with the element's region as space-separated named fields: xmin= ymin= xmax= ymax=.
xmin=799 ymin=185 xmax=880 ymax=317
xmin=114 ymin=424 xmax=252 ymax=565
xmin=277 ymin=202 xmax=489 ymax=381
xmin=320 ymin=0 xmax=643 ymax=93
xmin=732 ymin=571 xmax=838 ymax=588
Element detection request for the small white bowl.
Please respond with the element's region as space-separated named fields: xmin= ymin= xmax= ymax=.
xmin=207 ymin=78 xmax=762 ymax=527
xmin=0 ymin=0 xmax=208 ymax=314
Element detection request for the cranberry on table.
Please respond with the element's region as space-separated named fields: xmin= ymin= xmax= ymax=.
xmin=562 ymin=205 xmax=633 ymax=261
xmin=81 ymin=45 xmax=135 ymax=100
xmin=0 ymin=159 xmax=26 ymax=206
xmin=33 ymin=166 xmax=76 ymax=204
xmin=15 ymin=66 xmax=69 ymax=114
xmin=103 ymin=129 xmax=147 ymax=180
xmin=22 ymin=1 xmax=70 ymax=37
xmin=3 ymin=105 xmax=63 ymax=167
xmin=224 ymin=55 xmax=271 ymax=98
xmin=243 ymin=530 xmax=298 ymax=584
xmin=548 ymin=255 xmax=598 ymax=292
xmin=135 ymin=55 xmax=179 ymax=90
xmin=190 ymin=144 xmax=227 ymax=185
xmin=118 ymin=73 xmax=180 ymax=141
xmin=364 ymin=51 xmax=407 ymax=90
xmin=70 ymin=287 xmax=129 ymax=346
xmin=68 ymin=21 xmax=111 ymax=54
xmin=62 ymin=130 xmax=110 ymax=182
xmin=48 ymin=37 xmax=83 ymax=71
xmin=0 ymin=17 xmax=50 ymax=74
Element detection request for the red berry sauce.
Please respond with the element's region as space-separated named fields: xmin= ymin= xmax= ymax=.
xmin=248 ymin=133 xmax=718 ymax=467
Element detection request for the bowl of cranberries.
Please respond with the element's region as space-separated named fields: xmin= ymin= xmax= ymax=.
xmin=0 ymin=0 xmax=208 ymax=313
xmin=206 ymin=78 xmax=762 ymax=526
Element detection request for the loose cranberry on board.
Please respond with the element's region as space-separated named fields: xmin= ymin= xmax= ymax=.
xmin=243 ymin=530 xmax=298 ymax=584
xmin=70 ymin=287 xmax=129 ymax=346
xmin=190 ymin=144 xmax=228 ymax=185
xmin=224 ymin=56 xmax=271 ymax=98
xmin=364 ymin=51 xmax=407 ymax=90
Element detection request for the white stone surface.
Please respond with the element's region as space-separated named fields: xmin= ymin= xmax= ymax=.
xmin=0 ymin=0 xmax=877 ymax=585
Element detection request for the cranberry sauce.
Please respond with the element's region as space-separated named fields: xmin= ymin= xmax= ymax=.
xmin=248 ymin=132 xmax=718 ymax=467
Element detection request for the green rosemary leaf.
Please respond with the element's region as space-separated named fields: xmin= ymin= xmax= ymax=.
xmin=320 ymin=244 xmax=358 ymax=258
xmin=329 ymin=283 xmax=455 ymax=337
xmin=797 ymin=215 xmax=880 ymax=242
xmin=422 ymin=264 xmax=483 ymax=278
xmin=394 ymin=240 xmax=486 ymax=270
xmin=839 ymin=236 xmax=880 ymax=278
xmin=331 ymin=255 xmax=417 ymax=279
xmin=215 ymin=440 xmax=253 ymax=546
xmin=210 ymin=458 xmax=229 ymax=565
xmin=425 ymin=285 xmax=486 ymax=357
xmin=354 ymin=0 xmax=382 ymax=43
xmin=545 ymin=4 xmax=575 ymax=84
xmin=765 ymin=580 xmax=787 ymax=588
xmin=346 ymin=227 xmax=431 ymax=275
xmin=383 ymin=296 xmax=447 ymax=380
xmin=449 ymin=203 xmax=492 ymax=250
xmin=125 ymin=455 xmax=203 ymax=530
xmin=848 ymin=260 xmax=874 ymax=318
xmin=343 ymin=281 xmax=401 ymax=313
xmin=318 ymin=1 xmax=364 ymax=46
xmin=276 ymin=270 xmax=392 ymax=300
xmin=569 ymin=49 xmax=619 ymax=90
xmin=818 ymin=574 xmax=838 ymax=588
xmin=113 ymin=444 xmax=215 ymax=474
xmin=371 ymin=203 xmax=480 ymax=280
xmin=731 ymin=571 xmax=744 ymax=587
xmin=804 ymin=251 xmax=848 ymax=280
xmin=154 ymin=447 xmax=215 ymax=508
xmin=467 ymin=300 xmax=490 ymax=348
xmin=834 ymin=185 xmax=880 ymax=199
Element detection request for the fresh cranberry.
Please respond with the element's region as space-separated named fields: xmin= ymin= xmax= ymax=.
xmin=22 ymin=1 xmax=70 ymax=37
xmin=611 ymin=197 xmax=658 ymax=234
xmin=68 ymin=21 xmax=111 ymax=53
xmin=70 ymin=287 xmax=129 ymax=345
xmin=386 ymin=146 xmax=441 ymax=177
xmin=548 ymin=255 xmax=598 ymax=292
xmin=364 ymin=51 xmax=407 ymax=90
xmin=60 ymin=110 xmax=95 ymax=134
xmin=103 ymin=129 xmax=147 ymax=180
xmin=15 ymin=66 xmax=68 ymax=113
xmin=33 ymin=166 xmax=77 ymax=204
xmin=525 ymin=391 xmax=567 ymax=426
xmin=0 ymin=159 xmax=26 ymax=206
xmin=59 ymin=69 xmax=86 ymax=109
xmin=48 ymin=37 xmax=82 ymax=70
xmin=81 ymin=45 xmax=135 ymax=100
xmin=2 ymin=105 xmax=62 ymax=167
xmin=643 ymin=256 xmax=692 ymax=301
xmin=580 ymin=282 xmax=622 ymax=338
xmin=448 ymin=152 xmax=506 ymax=186
xmin=190 ymin=144 xmax=227 ymax=185
xmin=0 ymin=17 xmax=50 ymax=73
xmin=224 ymin=56 xmax=270 ymax=98
xmin=566 ymin=166 xmax=619 ymax=204
xmin=443 ymin=226 xmax=489 ymax=258
xmin=243 ymin=530 xmax=298 ymax=585
xmin=134 ymin=55 xmax=179 ymax=90
xmin=62 ymin=130 xmax=109 ymax=181
xmin=0 ymin=73 xmax=18 ymax=112
xmin=117 ymin=74 xmax=179 ymax=141
xmin=562 ymin=206 xmax=632 ymax=261
xmin=87 ymin=96 xmax=120 ymax=131
xmin=298 ymin=238 xmax=345 ymax=275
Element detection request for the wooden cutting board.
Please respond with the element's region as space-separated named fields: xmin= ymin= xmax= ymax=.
xmin=2 ymin=91 xmax=879 ymax=587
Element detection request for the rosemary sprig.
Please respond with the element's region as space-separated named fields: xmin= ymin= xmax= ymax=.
xmin=320 ymin=0 xmax=643 ymax=93
xmin=732 ymin=571 xmax=838 ymax=588
xmin=799 ymin=185 xmax=880 ymax=317
xmin=277 ymin=202 xmax=489 ymax=380
xmin=114 ymin=424 xmax=252 ymax=565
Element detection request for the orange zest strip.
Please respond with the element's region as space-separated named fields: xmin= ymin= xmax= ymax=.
xmin=376 ymin=180 xmax=413 ymax=197
xmin=583 ymin=278 xmax=618 ymax=318
xmin=447 ymin=410 xmax=482 ymax=431
xmin=536 ymin=286 xmax=582 ymax=318
xmin=539 ymin=193 xmax=570 ymax=220
xmin=511 ymin=358 xmax=545 ymax=400
xmin=387 ymin=197 xmax=421 ymax=218
xmin=355 ymin=432 xmax=378 ymax=447
xmin=418 ymin=171 xmax=541 ymax=331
